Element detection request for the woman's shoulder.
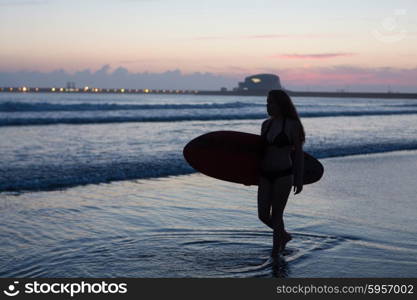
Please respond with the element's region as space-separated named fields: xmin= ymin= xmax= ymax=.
xmin=261 ymin=118 xmax=272 ymax=135
xmin=262 ymin=118 xmax=272 ymax=126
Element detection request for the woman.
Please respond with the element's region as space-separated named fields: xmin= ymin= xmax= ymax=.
xmin=258 ymin=89 xmax=305 ymax=256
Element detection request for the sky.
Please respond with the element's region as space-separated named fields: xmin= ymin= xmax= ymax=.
xmin=1 ymin=0 xmax=417 ymax=91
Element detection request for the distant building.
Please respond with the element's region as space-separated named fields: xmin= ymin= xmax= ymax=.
xmin=66 ymin=82 xmax=76 ymax=89
xmin=237 ymin=74 xmax=281 ymax=91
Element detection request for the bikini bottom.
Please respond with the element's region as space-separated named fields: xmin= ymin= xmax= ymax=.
xmin=260 ymin=167 xmax=293 ymax=183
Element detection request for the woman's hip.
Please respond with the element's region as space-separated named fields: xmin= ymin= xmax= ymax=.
xmin=259 ymin=167 xmax=293 ymax=182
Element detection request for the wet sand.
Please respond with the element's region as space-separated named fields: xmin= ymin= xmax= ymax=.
xmin=1 ymin=150 xmax=417 ymax=277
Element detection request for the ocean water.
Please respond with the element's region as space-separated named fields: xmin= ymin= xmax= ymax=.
xmin=0 ymin=93 xmax=416 ymax=277
xmin=2 ymin=93 xmax=417 ymax=192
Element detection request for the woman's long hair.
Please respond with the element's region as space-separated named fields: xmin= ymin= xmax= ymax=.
xmin=267 ymin=89 xmax=305 ymax=144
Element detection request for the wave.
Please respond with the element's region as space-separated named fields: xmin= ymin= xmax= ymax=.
xmin=0 ymin=155 xmax=194 ymax=193
xmin=0 ymin=101 xmax=263 ymax=112
xmin=2 ymin=142 xmax=417 ymax=193
xmin=2 ymin=101 xmax=416 ymax=113
xmin=2 ymin=110 xmax=417 ymax=126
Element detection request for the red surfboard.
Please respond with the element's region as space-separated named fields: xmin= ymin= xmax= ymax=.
xmin=183 ymin=131 xmax=323 ymax=186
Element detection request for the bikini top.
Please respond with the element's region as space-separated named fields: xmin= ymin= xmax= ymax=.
xmin=262 ymin=118 xmax=293 ymax=148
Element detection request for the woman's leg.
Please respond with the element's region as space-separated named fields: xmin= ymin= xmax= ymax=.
xmin=257 ymin=176 xmax=274 ymax=229
xmin=271 ymin=174 xmax=293 ymax=252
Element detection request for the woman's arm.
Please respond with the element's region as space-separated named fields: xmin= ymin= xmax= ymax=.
xmin=292 ymin=120 xmax=304 ymax=194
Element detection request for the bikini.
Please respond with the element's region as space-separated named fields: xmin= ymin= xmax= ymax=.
xmin=260 ymin=118 xmax=294 ymax=181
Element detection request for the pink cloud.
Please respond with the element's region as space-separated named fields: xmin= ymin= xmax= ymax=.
xmin=272 ymin=53 xmax=356 ymax=60
xmin=268 ymin=66 xmax=417 ymax=87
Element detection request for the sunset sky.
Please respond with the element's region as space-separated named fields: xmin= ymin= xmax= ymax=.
xmin=1 ymin=0 xmax=417 ymax=91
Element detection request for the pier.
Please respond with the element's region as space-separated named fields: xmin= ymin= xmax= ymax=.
xmin=0 ymin=86 xmax=416 ymax=99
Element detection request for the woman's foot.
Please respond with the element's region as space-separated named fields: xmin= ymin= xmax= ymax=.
xmin=271 ymin=247 xmax=280 ymax=257
xmin=278 ymin=232 xmax=292 ymax=252
xmin=271 ymin=231 xmax=292 ymax=256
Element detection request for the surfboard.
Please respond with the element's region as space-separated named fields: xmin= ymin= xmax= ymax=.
xmin=183 ymin=131 xmax=323 ymax=186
